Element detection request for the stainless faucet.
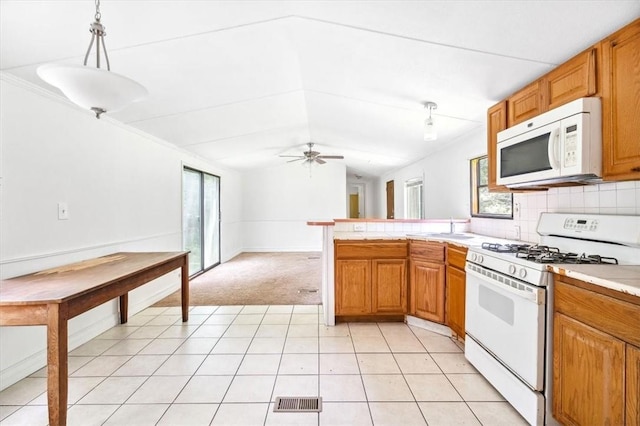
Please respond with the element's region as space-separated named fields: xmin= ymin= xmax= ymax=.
xmin=450 ymin=217 xmax=455 ymax=234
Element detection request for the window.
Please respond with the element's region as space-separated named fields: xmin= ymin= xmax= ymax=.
xmin=470 ymin=156 xmax=512 ymax=218
xmin=404 ymin=178 xmax=424 ymax=219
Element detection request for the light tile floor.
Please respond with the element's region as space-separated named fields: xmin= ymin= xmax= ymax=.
xmin=0 ymin=305 xmax=528 ymax=425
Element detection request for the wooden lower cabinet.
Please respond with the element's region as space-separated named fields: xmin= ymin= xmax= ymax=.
xmin=409 ymin=259 xmax=445 ymax=323
xmin=372 ymin=259 xmax=407 ymax=314
xmin=553 ymin=275 xmax=640 ymax=425
xmin=628 ymin=345 xmax=640 ymax=425
xmin=553 ymin=312 xmax=625 ymax=425
xmin=445 ymin=265 xmax=466 ymax=338
xmin=335 ymin=259 xmax=371 ymax=315
xmin=334 ymin=240 xmax=407 ymax=317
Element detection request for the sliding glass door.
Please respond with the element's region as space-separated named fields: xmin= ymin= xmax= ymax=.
xmin=183 ymin=167 xmax=220 ymax=276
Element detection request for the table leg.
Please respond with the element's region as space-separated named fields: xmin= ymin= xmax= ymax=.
xmin=47 ymin=303 xmax=68 ymax=426
xmin=119 ymin=293 xmax=128 ymax=324
xmin=181 ymin=259 xmax=189 ymax=322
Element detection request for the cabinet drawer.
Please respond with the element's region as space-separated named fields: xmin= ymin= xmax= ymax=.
xmin=335 ymin=241 xmax=408 ymax=259
xmin=447 ymin=244 xmax=468 ymax=269
xmin=554 ymin=279 xmax=640 ymax=347
xmin=409 ymin=240 xmax=445 ymax=262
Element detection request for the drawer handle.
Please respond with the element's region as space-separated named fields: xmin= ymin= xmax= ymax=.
xmin=631 ymin=167 xmax=640 ymax=172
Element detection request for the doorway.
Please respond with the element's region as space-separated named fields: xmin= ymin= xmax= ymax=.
xmin=386 ymin=180 xmax=395 ymax=219
xmin=348 ymin=183 xmax=365 ymax=218
xmin=183 ymin=167 xmax=221 ymax=277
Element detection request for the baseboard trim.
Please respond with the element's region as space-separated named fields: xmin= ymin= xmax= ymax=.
xmin=405 ymin=315 xmax=452 ymax=337
xmin=0 ymin=313 xmax=119 ymax=391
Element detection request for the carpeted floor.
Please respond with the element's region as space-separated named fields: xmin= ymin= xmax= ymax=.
xmin=153 ymin=252 xmax=322 ymax=306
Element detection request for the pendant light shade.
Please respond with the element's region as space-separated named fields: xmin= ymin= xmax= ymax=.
xmin=37 ymin=64 xmax=147 ymax=117
xmin=37 ymin=0 xmax=146 ymax=118
xmin=423 ymin=101 xmax=438 ymax=141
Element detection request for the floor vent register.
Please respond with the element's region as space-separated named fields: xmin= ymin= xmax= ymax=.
xmin=273 ymin=397 xmax=323 ymax=413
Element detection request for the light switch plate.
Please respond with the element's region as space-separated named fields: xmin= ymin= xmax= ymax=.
xmin=353 ymin=223 xmax=366 ymax=232
xmin=58 ymin=202 xmax=69 ymax=220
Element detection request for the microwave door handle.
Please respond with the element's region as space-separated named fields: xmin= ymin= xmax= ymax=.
xmin=548 ymin=129 xmax=560 ymax=169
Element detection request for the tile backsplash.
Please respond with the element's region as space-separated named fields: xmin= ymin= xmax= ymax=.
xmin=470 ymin=180 xmax=640 ymax=243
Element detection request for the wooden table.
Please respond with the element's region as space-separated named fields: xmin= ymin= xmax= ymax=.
xmin=0 ymin=252 xmax=189 ymax=426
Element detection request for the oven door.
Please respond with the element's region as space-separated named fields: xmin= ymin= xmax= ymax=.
xmin=497 ymin=121 xmax=561 ymax=186
xmin=465 ymin=262 xmax=546 ymax=390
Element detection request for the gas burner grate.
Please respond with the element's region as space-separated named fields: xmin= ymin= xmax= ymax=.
xmin=481 ymin=242 xmax=531 ymax=253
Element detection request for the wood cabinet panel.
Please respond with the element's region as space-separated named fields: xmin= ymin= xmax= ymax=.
xmin=335 ymin=259 xmax=371 ymax=315
xmin=410 ymin=260 xmax=445 ymax=323
xmin=410 ymin=240 xmax=445 ymax=262
xmin=445 ymin=265 xmax=465 ymax=338
xmin=628 ymin=345 xmax=640 ymax=426
xmin=554 ymin=280 xmax=640 ymax=347
xmin=553 ymin=312 xmax=625 ymax=425
xmin=507 ymin=80 xmax=545 ymax=127
xmin=546 ymin=48 xmax=597 ymax=110
xmin=601 ymin=18 xmax=640 ymax=181
xmin=487 ymin=101 xmax=510 ymax=192
xmin=336 ymin=241 xmax=408 ymax=259
xmin=446 ymin=245 xmax=467 ymax=270
xmin=372 ymin=259 xmax=407 ymax=314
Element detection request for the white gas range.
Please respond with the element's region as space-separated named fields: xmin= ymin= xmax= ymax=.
xmin=464 ymin=213 xmax=640 ymax=426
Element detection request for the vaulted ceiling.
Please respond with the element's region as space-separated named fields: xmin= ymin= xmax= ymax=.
xmin=2 ymin=1 xmax=639 ymax=177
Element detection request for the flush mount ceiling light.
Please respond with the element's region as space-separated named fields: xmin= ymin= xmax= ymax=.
xmin=37 ymin=0 xmax=147 ymax=118
xmin=423 ymin=101 xmax=438 ymax=141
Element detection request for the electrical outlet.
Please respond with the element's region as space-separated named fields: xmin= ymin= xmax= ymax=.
xmin=58 ymin=202 xmax=69 ymax=220
xmin=514 ymin=225 xmax=521 ymax=240
xmin=353 ymin=223 xmax=366 ymax=232
xmin=514 ymin=202 xmax=521 ymax=219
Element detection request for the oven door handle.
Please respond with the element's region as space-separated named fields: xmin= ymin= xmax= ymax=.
xmin=465 ymin=266 xmax=544 ymax=304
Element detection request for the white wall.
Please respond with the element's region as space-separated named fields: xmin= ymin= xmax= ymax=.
xmin=0 ymin=74 xmax=242 ymax=389
xmin=378 ymin=127 xmax=485 ymax=220
xmin=242 ymin=161 xmax=347 ymax=251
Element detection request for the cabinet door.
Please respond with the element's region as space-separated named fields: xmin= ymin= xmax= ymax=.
xmin=628 ymin=345 xmax=640 ymax=426
xmin=545 ymin=48 xmax=597 ymax=110
xmin=445 ymin=266 xmax=465 ymax=339
xmin=372 ymin=259 xmax=407 ymax=314
xmin=487 ymin=101 xmax=510 ymax=192
xmin=601 ymin=19 xmax=640 ymax=181
xmin=553 ymin=312 xmax=625 ymax=425
xmin=507 ymin=80 xmax=545 ymax=127
xmin=335 ymin=259 xmax=371 ymax=315
xmin=410 ymin=260 xmax=445 ymax=323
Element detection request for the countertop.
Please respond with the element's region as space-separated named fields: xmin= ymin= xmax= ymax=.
xmin=333 ymin=231 xmax=640 ymax=299
xmin=547 ymin=264 xmax=640 ymax=299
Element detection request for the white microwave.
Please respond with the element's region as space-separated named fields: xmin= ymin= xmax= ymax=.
xmin=497 ymin=97 xmax=602 ymax=188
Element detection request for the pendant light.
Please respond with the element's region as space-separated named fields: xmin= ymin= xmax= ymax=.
xmin=37 ymin=0 xmax=147 ymax=118
xmin=423 ymin=101 xmax=438 ymax=141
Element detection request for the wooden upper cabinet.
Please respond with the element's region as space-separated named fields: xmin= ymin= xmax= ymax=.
xmin=507 ymin=80 xmax=545 ymax=127
xmin=487 ymin=101 xmax=509 ymax=192
xmin=601 ymin=18 xmax=640 ymax=181
xmin=545 ymin=47 xmax=597 ymax=110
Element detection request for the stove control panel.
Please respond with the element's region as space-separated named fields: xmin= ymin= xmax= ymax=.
xmin=563 ymin=217 xmax=598 ymax=232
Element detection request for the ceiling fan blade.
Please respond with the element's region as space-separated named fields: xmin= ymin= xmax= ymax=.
xmin=279 ymin=155 xmax=305 ymax=158
xmin=317 ymin=155 xmax=344 ymax=160
xmin=315 ymin=158 xmax=326 ymax=164
xmin=287 ymin=158 xmax=305 ymax=163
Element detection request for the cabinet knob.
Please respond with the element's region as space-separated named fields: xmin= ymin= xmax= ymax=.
xmin=631 ymin=167 xmax=640 ymax=172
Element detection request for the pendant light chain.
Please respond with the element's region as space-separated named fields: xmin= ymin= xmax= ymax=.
xmin=83 ymin=0 xmax=110 ymax=71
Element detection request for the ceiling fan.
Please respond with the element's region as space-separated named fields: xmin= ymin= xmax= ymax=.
xmin=280 ymin=143 xmax=344 ymax=165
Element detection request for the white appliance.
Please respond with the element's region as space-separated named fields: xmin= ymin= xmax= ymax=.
xmin=465 ymin=213 xmax=640 ymax=425
xmin=497 ymin=97 xmax=601 ymax=188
